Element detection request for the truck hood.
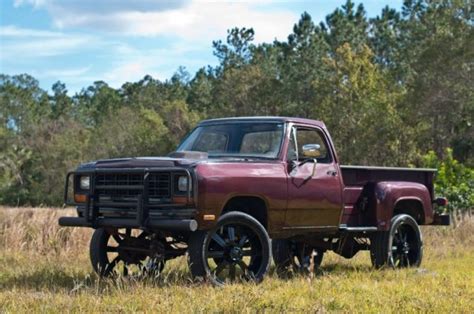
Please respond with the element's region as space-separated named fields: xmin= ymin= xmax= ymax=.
xmin=77 ymin=152 xmax=209 ymax=170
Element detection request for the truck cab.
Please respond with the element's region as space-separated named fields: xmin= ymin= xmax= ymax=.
xmin=59 ymin=116 xmax=449 ymax=285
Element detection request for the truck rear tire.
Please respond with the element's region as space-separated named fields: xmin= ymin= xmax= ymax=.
xmin=370 ymin=214 xmax=423 ymax=268
xmin=187 ymin=211 xmax=271 ymax=286
xmin=272 ymin=239 xmax=324 ymax=276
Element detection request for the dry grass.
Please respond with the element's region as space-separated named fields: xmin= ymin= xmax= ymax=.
xmin=0 ymin=207 xmax=473 ymax=313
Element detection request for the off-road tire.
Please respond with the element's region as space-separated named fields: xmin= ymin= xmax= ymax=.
xmin=370 ymin=214 xmax=423 ymax=268
xmin=90 ymin=228 xmax=112 ymax=276
xmin=187 ymin=211 xmax=271 ymax=286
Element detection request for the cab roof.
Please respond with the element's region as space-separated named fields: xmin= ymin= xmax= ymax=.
xmin=198 ymin=116 xmax=326 ymax=128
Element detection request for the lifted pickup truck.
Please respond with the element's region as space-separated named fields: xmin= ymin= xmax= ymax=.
xmin=60 ymin=117 xmax=449 ymax=285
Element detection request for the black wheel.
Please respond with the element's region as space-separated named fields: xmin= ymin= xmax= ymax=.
xmin=90 ymin=228 xmax=165 ymax=277
xmin=370 ymin=214 xmax=423 ymax=268
xmin=272 ymin=239 xmax=324 ymax=276
xmin=187 ymin=211 xmax=271 ymax=286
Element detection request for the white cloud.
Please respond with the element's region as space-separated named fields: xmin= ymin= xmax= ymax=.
xmin=14 ymin=0 xmax=188 ymax=13
xmin=115 ymin=1 xmax=296 ymax=42
xmin=43 ymin=66 xmax=92 ymax=78
xmin=5 ymin=0 xmax=298 ymax=93
xmin=0 ymin=26 xmax=97 ymax=58
xmin=0 ymin=25 xmax=62 ymax=37
xmin=14 ymin=0 xmax=296 ymax=43
xmin=13 ymin=0 xmax=47 ymax=8
xmin=102 ymin=62 xmax=148 ymax=86
xmin=99 ymin=42 xmax=212 ymax=88
xmin=0 ymin=24 xmax=205 ymax=90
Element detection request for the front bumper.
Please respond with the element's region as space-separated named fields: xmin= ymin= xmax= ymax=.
xmin=58 ymin=216 xmax=198 ymax=231
xmin=61 ymin=167 xmax=198 ymax=232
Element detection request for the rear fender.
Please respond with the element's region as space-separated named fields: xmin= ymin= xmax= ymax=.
xmin=374 ymin=181 xmax=433 ymax=231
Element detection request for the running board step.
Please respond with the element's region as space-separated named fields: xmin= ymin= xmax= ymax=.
xmin=338 ymin=225 xmax=378 ymax=232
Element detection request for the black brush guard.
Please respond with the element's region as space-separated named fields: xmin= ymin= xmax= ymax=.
xmin=59 ymin=167 xmax=198 ymax=232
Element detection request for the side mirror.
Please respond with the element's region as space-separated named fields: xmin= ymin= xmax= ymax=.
xmin=302 ymin=144 xmax=321 ymax=158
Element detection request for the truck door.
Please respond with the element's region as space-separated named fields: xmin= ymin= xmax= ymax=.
xmin=285 ymin=126 xmax=343 ymax=230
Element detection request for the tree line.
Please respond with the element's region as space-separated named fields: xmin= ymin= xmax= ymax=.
xmin=0 ymin=0 xmax=472 ymax=211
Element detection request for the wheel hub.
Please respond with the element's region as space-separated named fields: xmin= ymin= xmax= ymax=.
xmin=229 ymin=246 xmax=243 ymax=261
xmin=402 ymin=241 xmax=410 ymax=254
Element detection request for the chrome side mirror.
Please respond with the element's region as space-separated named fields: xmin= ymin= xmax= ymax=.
xmin=302 ymin=144 xmax=321 ymax=158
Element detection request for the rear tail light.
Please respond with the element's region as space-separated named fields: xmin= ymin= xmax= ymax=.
xmin=434 ymin=197 xmax=448 ymax=206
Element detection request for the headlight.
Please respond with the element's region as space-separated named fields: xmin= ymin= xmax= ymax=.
xmin=79 ymin=176 xmax=90 ymax=190
xmin=178 ymin=176 xmax=190 ymax=192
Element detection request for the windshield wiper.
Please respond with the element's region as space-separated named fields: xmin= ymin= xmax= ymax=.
xmin=209 ymin=154 xmax=276 ymax=160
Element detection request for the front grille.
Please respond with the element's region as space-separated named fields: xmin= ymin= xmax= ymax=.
xmin=95 ymin=172 xmax=172 ymax=205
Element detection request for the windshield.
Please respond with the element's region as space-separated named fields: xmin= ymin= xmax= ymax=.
xmin=177 ymin=122 xmax=285 ymax=159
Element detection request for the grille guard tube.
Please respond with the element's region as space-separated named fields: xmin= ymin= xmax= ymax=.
xmin=63 ymin=167 xmax=197 ymax=231
xmin=58 ymin=217 xmax=198 ymax=232
xmin=64 ymin=167 xmax=194 ymax=207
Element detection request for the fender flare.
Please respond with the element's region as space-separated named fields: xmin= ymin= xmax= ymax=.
xmin=374 ymin=181 xmax=433 ymax=231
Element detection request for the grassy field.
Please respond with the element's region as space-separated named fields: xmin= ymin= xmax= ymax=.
xmin=0 ymin=207 xmax=473 ymax=313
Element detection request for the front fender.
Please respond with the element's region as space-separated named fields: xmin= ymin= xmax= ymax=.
xmin=193 ymin=162 xmax=288 ymax=231
xmin=374 ymin=181 xmax=433 ymax=231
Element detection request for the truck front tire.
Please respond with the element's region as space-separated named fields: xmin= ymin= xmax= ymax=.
xmin=90 ymin=228 xmax=164 ymax=277
xmin=370 ymin=214 xmax=423 ymax=268
xmin=187 ymin=211 xmax=271 ymax=286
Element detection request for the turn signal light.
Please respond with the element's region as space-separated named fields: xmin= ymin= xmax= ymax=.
xmin=203 ymin=214 xmax=215 ymax=221
xmin=74 ymin=194 xmax=87 ymax=203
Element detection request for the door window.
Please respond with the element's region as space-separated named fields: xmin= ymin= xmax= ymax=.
xmin=290 ymin=127 xmax=331 ymax=163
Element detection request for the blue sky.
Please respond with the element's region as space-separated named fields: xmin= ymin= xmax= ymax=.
xmin=0 ymin=0 xmax=403 ymax=94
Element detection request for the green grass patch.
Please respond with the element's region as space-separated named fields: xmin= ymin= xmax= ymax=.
xmin=0 ymin=208 xmax=473 ymax=312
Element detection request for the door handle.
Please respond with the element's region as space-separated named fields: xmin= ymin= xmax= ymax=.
xmin=327 ymin=169 xmax=337 ymax=176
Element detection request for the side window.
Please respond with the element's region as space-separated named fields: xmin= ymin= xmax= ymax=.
xmin=295 ymin=128 xmax=331 ymax=163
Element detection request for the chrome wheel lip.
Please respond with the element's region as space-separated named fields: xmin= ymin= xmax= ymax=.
xmin=204 ymin=223 xmax=263 ymax=285
xmin=389 ymin=222 xmax=420 ymax=268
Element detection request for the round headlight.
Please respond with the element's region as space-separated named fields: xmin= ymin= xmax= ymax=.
xmin=79 ymin=176 xmax=90 ymax=190
xmin=178 ymin=176 xmax=190 ymax=192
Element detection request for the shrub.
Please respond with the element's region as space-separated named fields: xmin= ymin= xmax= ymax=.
xmin=422 ymin=148 xmax=474 ymax=215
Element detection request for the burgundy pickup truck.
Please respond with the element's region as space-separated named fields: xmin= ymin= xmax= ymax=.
xmin=60 ymin=117 xmax=449 ymax=285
